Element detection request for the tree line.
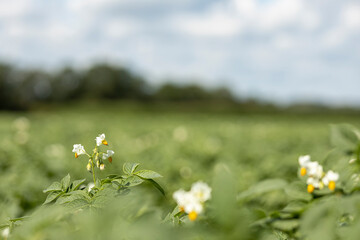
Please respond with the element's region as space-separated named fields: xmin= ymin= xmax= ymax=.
xmin=0 ymin=62 xmax=240 ymax=110
xmin=1 ymin=62 xmax=357 ymax=114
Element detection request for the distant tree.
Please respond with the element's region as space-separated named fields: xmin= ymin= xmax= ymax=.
xmin=0 ymin=63 xmax=13 ymax=109
xmin=51 ymin=67 xmax=83 ymax=101
xmin=154 ymin=83 xmax=209 ymax=101
xmin=80 ymin=64 xmax=149 ymax=100
xmin=154 ymin=83 xmax=236 ymax=102
xmin=210 ymin=87 xmax=236 ymax=102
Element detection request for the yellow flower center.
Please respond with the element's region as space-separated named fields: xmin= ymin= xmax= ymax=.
xmin=75 ymin=153 xmax=78 ymax=158
xmin=328 ymin=181 xmax=336 ymax=191
xmin=307 ymin=184 xmax=315 ymax=193
xmin=188 ymin=211 xmax=198 ymax=221
xmin=102 ymin=140 xmax=108 ymax=145
xmin=300 ymin=167 xmax=307 ymax=176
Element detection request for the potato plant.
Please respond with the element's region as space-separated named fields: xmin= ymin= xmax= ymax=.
xmin=1 ymin=118 xmax=360 ymax=240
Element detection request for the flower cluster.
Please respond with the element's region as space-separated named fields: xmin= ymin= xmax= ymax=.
xmin=72 ymin=133 xmax=114 ymax=172
xmin=298 ymin=155 xmax=339 ymax=193
xmin=173 ymin=181 xmax=211 ymax=221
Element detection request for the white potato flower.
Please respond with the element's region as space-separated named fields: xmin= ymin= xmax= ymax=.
xmin=298 ymin=155 xmax=311 ymax=176
xmin=322 ymin=170 xmax=339 ymax=191
xmin=173 ymin=182 xmax=211 ymax=221
xmin=307 ymin=177 xmax=321 ymax=188
xmin=298 ymin=156 xmax=340 ymax=194
xmin=173 ymin=189 xmax=203 ymax=214
xmin=102 ymin=150 xmax=115 ymax=163
xmin=96 ymin=133 xmax=108 ymax=146
xmin=173 ymin=189 xmax=187 ymax=210
xmin=184 ymin=193 xmax=203 ymax=217
xmin=191 ymin=181 xmax=212 ymax=202
xmin=179 ymin=191 xmax=203 ymax=221
xmin=2 ymin=227 xmax=9 ymax=238
xmin=72 ymin=144 xmax=86 ymax=158
xmin=298 ymin=155 xmax=311 ymax=166
xmin=306 ymin=177 xmax=322 ymax=193
xmin=307 ymin=161 xmax=323 ymax=179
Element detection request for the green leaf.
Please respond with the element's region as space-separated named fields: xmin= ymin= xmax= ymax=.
xmin=123 ymin=175 xmax=144 ymax=187
xmin=43 ymin=191 xmax=63 ymax=204
xmin=111 ymin=179 xmax=123 ymax=187
xmin=250 ymin=217 xmax=271 ymax=228
xmin=272 ymin=219 xmax=299 ymax=232
xmin=43 ymin=182 xmax=62 ymax=193
xmin=282 ymin=201 xmax=307 ymax=214
xmin=101 ymin=178 xmax=113 ymax=185
xmin=238 ymin=179 xmax=287 ymax=200
xmin=89 ymin=187 xmax=118 ymax=210
xmin=330 ymin=124 xmax=360 ymax=152
xmin=146 ymin=179 xmax=165 ymax=196
xmin=61 ymin=174 xmax=71 ymax=191
xmin=343 ymin=219 xmax=360 ymax=240
xmin=71 ymin=179 xmax=86 ymax=191
xmin=284 ymin=181 xmax=312 ymax=202
xmin=56 ymin=190 xmax=91 ymax=205
xmin=123 ymin=163 xmax=140 ymax=175
xmin=0 ymin=224 xmax=9 ymax=229
xmin=106 ymin=174 xmax=122 ymax=179
xmin=273 ymin=230 xmax=291 ymax=240
xmin=65 ymin=199 xmax=91 ymax=210
xmin=9 ymin=216 xmax=30 ymax=222
xmin=300 ymin=199 xmax=338 ymax=240
xmin=212 ymin=163 xmax=237 ymax=227
xmin=96 ymin=179 xmax=101 ymax=189
xmin=134 ymin=170 xmax=162 ymax=179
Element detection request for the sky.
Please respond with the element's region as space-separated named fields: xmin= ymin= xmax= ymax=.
xmin=0 ymin=0 xmax=359 ymax=106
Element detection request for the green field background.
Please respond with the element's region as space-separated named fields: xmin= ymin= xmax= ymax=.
xmin=1 ymin=105 xmax=359 ymax=222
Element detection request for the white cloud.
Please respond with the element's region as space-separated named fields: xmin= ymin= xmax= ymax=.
xmin=321 ymin=2 xmax=360 ymax=48
xmin=254 ymin=0 xmax=304 ymax=31
xmin=0 ymin=0 xmax=359 ymax=106
xmin=174 ymin=12 xmax=241 ymax=37
xmin=341 ymin=3 xmax=360 ymax=29
xmin=172 ymin=0 xmax=321 ymax=38
xmin=273 ymin=34 xmax=296 ymax=50
xmin=103 ymin=19 xmax=139 ymax=39
xmin=0 ymin=0 xmax=31 ymax=18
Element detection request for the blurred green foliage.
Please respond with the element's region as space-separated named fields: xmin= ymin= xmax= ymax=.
xmin=1 ymin=107 xmax=360 ymax=239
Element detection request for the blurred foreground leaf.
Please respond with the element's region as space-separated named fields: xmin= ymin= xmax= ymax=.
xmin=238 ymin=179 xmax=287 ymax=200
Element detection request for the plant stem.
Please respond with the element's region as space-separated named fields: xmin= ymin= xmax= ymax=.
xmin=91 ymin=146 xmax=98 ymax=187
xmin=91 ymin=158 xmax=96 ymax=187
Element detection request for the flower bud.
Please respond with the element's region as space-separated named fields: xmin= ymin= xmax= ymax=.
xmin=100 ymin=163 xmax=105 ymax=170
xmin=87 ymin=163 xmax=91 ymax=172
